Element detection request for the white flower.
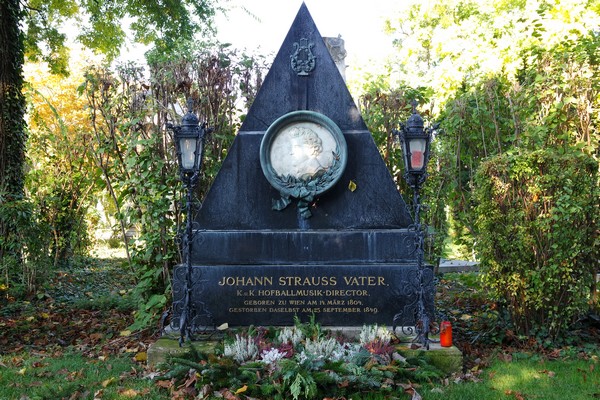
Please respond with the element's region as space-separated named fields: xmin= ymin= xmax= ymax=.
xmin=303 ymin=337 xmax=341 ymax=359
xmin=277 ymin=326 xmax=304 ymax=346
xmin=223 ymin=334 xmax=259 ymax=363
xmin=296 ymin=350 xmax=309 ymax=364
xmin=359 ymin=324 xmax=392 ymax=346
xmin=260 ymin=348 xmax=286 ymax=365
xmin=330 ymin=342 xmax=362 ymax=362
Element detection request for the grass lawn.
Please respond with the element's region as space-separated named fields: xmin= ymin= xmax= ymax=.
xmin=0 ymin=351 xmax=161 ymax=399
xmin=424 ymin=352 xmax=599 ymax=399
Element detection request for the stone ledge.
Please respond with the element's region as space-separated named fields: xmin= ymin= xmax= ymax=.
xmin=147 ymin=337 xmax=219 ymax=367
xmin=396 ymin=342 xmax=463 ymax=375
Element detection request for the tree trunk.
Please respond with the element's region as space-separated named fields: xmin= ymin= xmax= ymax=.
xmin=0 ymin=0 xmax=27 ymax=261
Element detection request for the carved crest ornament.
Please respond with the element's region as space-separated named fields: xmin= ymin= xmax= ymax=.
xmin=290 ymin=38 xmax=316 ymax=76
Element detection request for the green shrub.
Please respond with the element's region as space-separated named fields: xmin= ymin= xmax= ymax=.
xmin=475 ymin=149 xmax=598 ymax=340
xmin=0 ymin=196 xmax=52 ymax=297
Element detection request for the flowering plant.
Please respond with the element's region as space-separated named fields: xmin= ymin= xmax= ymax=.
xmin=159 ymin=318 xmax=443 ymax=399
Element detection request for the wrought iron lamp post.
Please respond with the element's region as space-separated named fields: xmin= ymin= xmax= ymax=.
xmin=393 ymin=101 xmax=435 ymax=349
xmin=168 ymin=99 xmax=208 ymax=345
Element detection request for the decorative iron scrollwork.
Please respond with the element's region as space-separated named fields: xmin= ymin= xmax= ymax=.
xmin=171 ymin=265 xmax=214 ymax=342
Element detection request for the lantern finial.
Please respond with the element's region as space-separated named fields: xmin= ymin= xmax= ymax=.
xmin=411 ymin=99 xmax=418 ymax=114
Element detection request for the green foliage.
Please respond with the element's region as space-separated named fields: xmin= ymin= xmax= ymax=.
xmin=358 ymin=81 xmax=449 ymax=265
xmin=78 ymin=40 xmax=267 ymax=331
xmin=475 ymin=149 xmax=599 ymax=339
xmin=0 ymin=0 xmax=27 ymax=195
xmin=26 ymin=84 xmax=97 ymax=266
xmin=385 ymin=0 xmax=600 ymax=106
xmin=160 ymin=324 xmax=444 ymax=399
xmin=0 ymin=196 xmax=52 ymax=296
xmin=377 ymin=1 xmax=600 ymax=265
xmin=281 ymin=359 xmax=318 ymax=400
xmin=294 ymin=313 xmax=323 ymax=340
xmin=23 ymin=0 xmax=77 ymax=75
xmin=22 ymin=0 xmax=217 ymax=73
xmin=1 ymin=0 xmax=219 ymax=305
xmin=437 ymin=27 xmax=600 ymax=257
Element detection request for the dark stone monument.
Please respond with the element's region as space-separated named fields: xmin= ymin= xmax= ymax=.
xmin=171 ymin=3 xmax=434 ymax=330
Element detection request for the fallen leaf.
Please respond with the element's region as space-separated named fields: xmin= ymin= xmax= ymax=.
xmin=348 ymin=180 xmax=357 ymax=192
xmin=547 ymin=348 xmax=561 ymax=359
xmin=102 ymin=378 xmax=116 ymax=387
xmin=134 ymin=352 xmax=147 ymax=362
xmin=505 ymin=390 xmax=525 ymax=400
xmin=143 ymin=371 xmax=162 ymax=380
xmin=182 ymin=372 xmax=198 ymax=388
xmin=119 ymin=330 xmax=131 ymax=337
xmin=156 ymin=380 xmax=173 ymax=389
xmin=117 ymin=388 xmax=139 ymax=397
xmin=217 ymin=323 xmax=229 ymax=331
xmin=220 ymin=389 xmax=239 ymax=400
xmin=411 ymin=389 xmax=423 ymax=400
xmin=90 ymin=333 xmax=104 ymax=341
xmin=235 ymin=385 xmax=247 ymax=394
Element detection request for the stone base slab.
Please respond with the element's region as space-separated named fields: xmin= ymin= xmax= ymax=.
xmin=396 ymin=342 xmax=463 ymax=375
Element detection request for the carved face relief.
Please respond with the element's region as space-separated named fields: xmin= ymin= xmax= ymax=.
xmin=269 ymin=122 xmax=337 ymax=180
xmin=260 ymin=111 xmax=348 ymax=218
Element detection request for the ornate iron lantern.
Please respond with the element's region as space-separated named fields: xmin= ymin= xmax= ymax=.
xmin=393 ymin=100 xmax=436 ymax=349
xmin=167 ymin=99 xmax=212 ymax=344
xmin=396 ymin=102 xmax=432 ymax=189
xmin=172 ymin=99 xmax=206 ymax=184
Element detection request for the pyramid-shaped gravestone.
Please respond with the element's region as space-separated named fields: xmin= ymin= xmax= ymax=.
xmin=171 ymin=3 xmax=433 ymax=329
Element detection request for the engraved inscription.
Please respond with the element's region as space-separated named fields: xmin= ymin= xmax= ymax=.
xmin=174 ymin=265 xmax=430 ymax=327
xmin=219 ymin=274 xmax=388 ymax=316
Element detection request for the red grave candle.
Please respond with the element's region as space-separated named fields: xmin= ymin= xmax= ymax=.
xmin=440 ymin=321 xmax=452 ymax=347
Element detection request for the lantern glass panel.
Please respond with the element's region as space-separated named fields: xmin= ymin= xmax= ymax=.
xmin=180 ymin=137 xmax=198 ymax=170
xmin=409 ymin=138 xmax=427 ymax=170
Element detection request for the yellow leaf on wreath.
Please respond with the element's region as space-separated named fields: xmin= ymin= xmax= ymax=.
xmin=235 ymin=385 xmax=248 ymax=394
